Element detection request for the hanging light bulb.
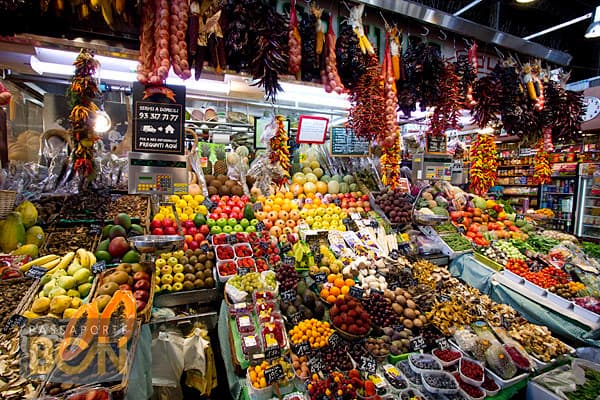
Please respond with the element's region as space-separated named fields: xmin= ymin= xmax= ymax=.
xmin=94 ymin=110 xmax=112 ymax=133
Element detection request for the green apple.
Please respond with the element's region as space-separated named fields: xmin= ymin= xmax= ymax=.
xmin=227 ymin=217 xmax=237 ymax=226
xmin=222 ymin=225 xmax=233 ymax=234
xmin=155 ymin=258 xmax=166 ymax=268
xmin=173 ymin=272 xmax=185 ymax=283
xmin=211 ymin=225 xmax=223 ymax=234
xmin=240 ymin=218 xmax=250 ymax=228
xmin=167 ymin=256 xmax=178 ymax=266
xmin=161 ymin=283 xmax=173 ymax=292
xmin=233 ymin=224 xmax=244 ymax=233
xmin=173 ymin=264 xmax=184 ymax=274
xmin=206 ymin=218 xmax=216 ymax=228
xmin=172 ymin=282 xmax=183 ymax=291
xmin=245 ymin=225 xmax=256 ymax=233
xmin=57 ymin=276 xmax=77 ymax=290
xmin=161 ymin=274 xmax=173 ymax=285
xmin=250 ymin=219 xmax=259 ymax=226
xmin=217 ymin=218 xmax=228 ymax=228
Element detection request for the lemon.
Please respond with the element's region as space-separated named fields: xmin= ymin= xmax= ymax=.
xmin=182 ymin=194 xmax=193 ymax=202
xmin=316 ymin=208 xmax=325 ymax=216
xmin=313 ymin=215 xmax=322 ymax=222
xmin=188 ymin=200 xmax=199 ymax=208
xmin=169 ymin=195 xmax=181 ymax=203
xmin=305 ymin=216 xmax=314 ymax=225
xmin=338 ymin=225 xmax=347 ymax=232
xmin=321 ymin=214 xmax=331 ymax=221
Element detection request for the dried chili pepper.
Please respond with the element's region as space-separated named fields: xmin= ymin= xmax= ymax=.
xmin=469 ymin=134 xmax=498 ymax=196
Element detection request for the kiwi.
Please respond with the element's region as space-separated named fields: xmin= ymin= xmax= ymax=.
xmin=182 ymin=281 xmax=194 ymax=291
xmin=217 ymin=175 xmax=228 ymax=183
xmin=219 ymin=185 xmax=231 ymax=196
xmin=205 ymin=277 xmax=214 ymax=287
xmin=194 ymin=279 xmax=205 ymax=289
xmin=198 ymin=254 xmax=207 ymax=263
xmin=231 ymin=185 xmax=244 ymax=196
xmin=208 ymin=186 xmax=218 ymax=195
xmin=224 ymin=180 xmax=236 ymax=187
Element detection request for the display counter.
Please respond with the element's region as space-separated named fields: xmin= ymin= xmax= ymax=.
xmin=450 ymin=255 xmax=600 ymax=347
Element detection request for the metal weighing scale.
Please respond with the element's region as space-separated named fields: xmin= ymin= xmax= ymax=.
xmin=412 ymin=153 xmax=452 ymax=182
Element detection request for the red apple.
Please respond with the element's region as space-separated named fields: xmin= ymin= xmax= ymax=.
xmin=165 ymin=226 xmax=177 ymax=235
xmin=184 ymin=220 xmax=195 ymax=229
xmin=209 ymin=213 xmax=219 ymax=220
xmin=162 ymin=218 xmax=173 ymax=228
xmin=223 ymin=206 xmax=232 ymax=214
xmin=241 ymin=195 xmax=249 ymax=202
xmin=210 ymin=195 xmax=220 ymax=202
xmin=152 ymin=227 xmax=164 ymax=235
xmin=150 ymin=219 xmax=162 ymax=230
xmin=232 ymin=206 xmax=241 ymax=214
xmin=181 ymin=227 xmax=187 ymax=235
xmin=183 ymin=243 xmax=189 ymax=251
xmin=119 ymin=284 xmax=132 ymax=291
xmin=187 ymin=226 xmax=198 ymax=235
xmin=219 ymin=213 xmax=229 ymax=220
xmin=213 ymin=207 xmax=223 ymax=215
xmin=199 ymin=225 xmax=210 ymax=235
xmin=221 ymin=195 xmax=230 ymax=202
xmin=194 ymin=233 xmax=205 ymax=243
xmin=189 ymin=240 xmax=199 ymax=250
xmin=226 ymin=200 xmax=235 ymax=207
xmin=184 ymin=234 xmax=193 ymax=243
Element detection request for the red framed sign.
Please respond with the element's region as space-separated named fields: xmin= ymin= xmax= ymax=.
xmin=296 ymin=115 xmax=329 ymax=144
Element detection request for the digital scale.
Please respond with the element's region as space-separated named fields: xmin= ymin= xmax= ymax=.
xmin=128 ymin=151 xmax=188 ymax=195
xmin=412 ymin=153 xmax=452 ymax=182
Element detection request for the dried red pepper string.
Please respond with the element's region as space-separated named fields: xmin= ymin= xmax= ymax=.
xmin=469 ymin=134 xmax=498 ymax=195
xmin=533 ymin=139 xmax=552 ymax=185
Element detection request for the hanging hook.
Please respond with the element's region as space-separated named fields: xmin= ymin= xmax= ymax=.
xmin=341 ymin=0 xmax=351 ymax=12
xmin=494 ymin=46 xmax=505 ymax=59
xmin=421 ymin=26 xmax=429 ymax=37
xmin=463 ymin=37 xmax=472 ymax=47
xmin=438 ymin=29 xmax=447 ymax=41
xmin=379 ymin=11 xmax=391 ymax=31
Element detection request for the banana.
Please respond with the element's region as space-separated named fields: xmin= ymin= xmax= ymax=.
xmin=77 ymin=248 xmax=90 ymax=269
xmin=87 ymin=251 xmax=96 ymax=266
xmin=46 ymin=251 xmax=76 ymax=275
xmin=100 ymin=0 xmax=114 ymax=28
xmin=40 ymin=258 xmax=62 ymax=271
xmin=20 ymin=254 xmax=60 ymax=272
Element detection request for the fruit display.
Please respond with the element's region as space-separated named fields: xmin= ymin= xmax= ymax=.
xmin=0 ymin=277 xmax=34 ymax=327
xmin=23 ymin=249 xmax=96 ymax=319
xmin=288 ymin=319 xmax=333 ymax=349
xmin=329 ymin=296 xmax=371 ymax=337
xmin=371 ymin=189 xmax=413 ymax=225
xmin=94 ymin=213 xmax=143 ymax=264
xmin=362 ymin=292 xmax=398 ymax=328
xmin=383 ymin=288 xmax=427 ymax=331
xmin=204 ymin=173 xmax=246 ymax=198
xmin=298 ymin=201 xmax=348 ymax=231
xmin=227 ymin=272 xmax=272 ymax=298
xmin=92 ymin=262 xmax=153 ymax=315
xmin=42 ymin=225 xmax=97 ymax=256
xmin=280 ymin=281 xmax=325 ymax=322
xmin=276 ymin=262 xmax=300 ymax=292
xmin=155 ymin=248 xmax=216 ymax=292
xmin=0 ymin=201 xmax=44 ymax=254
xmin=106 ymin=195 xmax=149 ymax=221
xmin=319 ymin=275 xmax=356 ymax=304
xmin=440 ymin=233 xmax=472 ymax=252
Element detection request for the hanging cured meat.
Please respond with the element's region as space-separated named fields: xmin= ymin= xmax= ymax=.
xmin=169 ymin=0 xmax=191 ymax=79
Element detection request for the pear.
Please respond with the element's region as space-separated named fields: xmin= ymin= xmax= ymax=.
xmin=43 ymin=280 xmax=57 ymax=296
xmin=67 ymin=260 xmax=83 ymax=276
xmin=62 ymin=308 xmax=79 ymax=319
xmin=49 ymin=295 xmax=72 ymax=314
xmin=53 ymin=269 xmax=67 ymax=278
xmin=57 ymin=276 xmax=77 ymax=290
xmin=48 ymin=287 xmax=67 ymax=299
xmin=77 ymin=283 xmax=92 ymax=298
xmin=72 ymin=268 xmax=91 ymax=284
xmin=67 ymin=289 xmax=81 ymax=298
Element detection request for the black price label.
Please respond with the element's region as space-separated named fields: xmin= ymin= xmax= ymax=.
xmin=408 ymin=278 xmax=419 ymax=287
xmin=253 ymin=202 xmax=263 ymax=212
xmin=393 ymin=324 xmax=405 ymax=332
xmin=264 ymin=364 xmax=285 ymax=384
xmin=399 ymin=243 xmax=411 ymax=255
xmin=407 ymin=194 xmax=417 ymax=203
xmin=515 ymin=214 xmax=525 ymax=221
xmin=308 ymin=356 xmax=324 ymax=374
xmin=134 ymin=98 xmax=185 ymax=155
xmin=89 ymin=224 xmax=102 ymax=235
xmin=370 ymin=220 xmax=379 ymax=228
xmin=436 ymin=338 xmax=450 ymax=350
xmin=389 ymin=249 xmax=400 ymax=260
xmin=282 ymin=256 xmax=295 ymax=267
xmin=389 ymin=281 xmax=401 ymax=290
xmin=457 ymin=225 xmax=467 ymax=235
xmin=26 ymin=265 xmax=47 ymax=279
xmin=333 ymin=198 xmax=341 ymax=206
xmin=256 ymin=222 xmax=266 ymax=232
xmin=342 ymin=218 xmax=352 ymax=226
xmin=260 ymin=241 xmax=270 ymax=250
xmin=359 ymin=355 xmax=377 ymax=374
xmin=313 ymin=272 xmax=327 ymax=284
xmin=328 ymin=332 xmax=342 ymax=348
xmin=201 ymin=243 xmax=210 ymax=252
xmin=227 ymin=235 xmax=237 ymax=245
xmin=289 ymin=310 xmax=304 ymax=326
xmin=292 ymin=341 xmax=311 ymax=356
xmin=238 ymin=267 xmax=250 ymax=276
xmin=317 ymin=231 xmax=328 ymax=242
xmin=203 ymin=198 xmax=215 ymax=211
xmin=279 ymin=243 xmax=292 ymax=255
xmin=127 ymin=230 xmax=142 ymax=238
xmin=2 ymin=314 xmax=27 ymax=333
xmin=438 ymin=294 xmax=451 ymax=303
xmin=281 ymin=289 xmax=297 ymax=302
xmin=410 ymin=335 xmax=426 ymax=351
xmin=500 ymin=315 xmax=511 ymax=329
xmin=264 ymin=346 xmax=281 ymax=361
xmin=349 ymin=286 xmax=364 ymax=299
xmin=91 ymin=260 xmax=107 ymax=275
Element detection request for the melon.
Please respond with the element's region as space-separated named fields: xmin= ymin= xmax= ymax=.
xmin=313 ymin=167 xmax=324 ymax=178
xmin=309 ymin=161 xmax=320 ymax=170
xmin=292 ymin=172 xmax=307 ymax=185
xmin=302 ymin=167 xmax=313 ymax=175
xmin=303 ymin=182 xmax=317 ymax=194
xmin=343 ymin=175 xmax=355 ymax=184
xmin=320 ymin=175 xmax=331 ymax=183
xmin=349 ymin=183 xmax=358 ymax=192
xmin=339 ymin=183 xmax=349 ymax=193
xmin=305 ymin=173 xmax=318 ymax=184
xmin=315 ymin=181 xmax=328 ymax=195
xmin=327 ymin=180 xmax=340 ymax=194
xmin=331 ymin=175 xmax=342 ymax=183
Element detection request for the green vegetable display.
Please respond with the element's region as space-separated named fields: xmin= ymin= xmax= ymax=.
xmin=565 ymin=367 xmax=600 ymax=400
xmin=509 ymin=239 xmax=536 ymax=255
xmin=442 ymin=233 xmax=473 ymax=251
xmin=435 ymin=223 xmax=457 ymax=234
xmin=526 ymin=235 xmax=560 ymax=254
xmin=582 ymin=241 xmax=600 ymax=259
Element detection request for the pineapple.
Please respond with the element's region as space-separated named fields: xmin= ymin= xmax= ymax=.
xmin=201 ymin=143 xmax=212 ymax=175
xmin=213 ymin=146 xmax=227 ymax=176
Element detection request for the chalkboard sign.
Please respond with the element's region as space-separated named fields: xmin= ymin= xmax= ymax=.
xmin=292 ymin=341 xmax=311 ymax=356
xmin=282 ymin=256 xmax=295 ymax=267
xmin=426 ymin=135 xmax=448 ymax=154
xmin=359 ymin=354 xmax=378 ymax=374
xmin=89 ymin=224 xmax=102 ymax=235
xmin=349 ymin=286 xmax=364 ymax=299
xmin=133 ymin=83 xmax=186 ymax=155
xmin=279 ymin=243 xmax=292 ymax=255
xmin=265 ymin=364 xmax=284 ymax=384
xmin=436 ymin=338 xmax=449 ymax=350
xmin=253 ymin=202 xmax=263 ymax=212
xmin=330 ymin=127 xmax=370 ymax=157
xmin=280 ymin=289 xmax=297 ymax=302
xmin=227 ymin=235 xmax=237 ymax=245
xmin=26 ymin=265 xmax=47 ymax=279
xmin=289 ymin=311 xmax=304 ymax=326
xmin=410 ymin=335 xmax=426 ymax=351
xmin=265 ymin=346 xmax=281 ymax=361
xmin=256 ymin=221 xmax=266 ymax=232
xmin=91 ymin=260 xmax=107 ymax=274
xmin=203 ymin=198 xmax=216 ymax=211
xmin=2 ymin=314 xmax=27 ymax=333
xmin=238 ymin=267 xmax=250 ymax=276
xmin=328 ymin=332 xmax=342 ymax=348
xmin=308 ymin=355 xmax=324 ymax=374
xmin=313 ymin=272 xmax=327 ymax=284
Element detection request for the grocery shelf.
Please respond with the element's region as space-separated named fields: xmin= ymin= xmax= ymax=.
xmin=581 ymin=234 xmax=600 ymax=239
xmin=499 ymin=184 xmax=538 ymax=187
xmin=543 ymin=192 xmax=574 ymax=196
xmin=503 ymin=193 xmax=538 ymax=197
xmin=582 ymin=224 xmax=600 ymax=228
xmin=497 ymin=165 xmax=533 ymax=168
xmin=585 ymin=195 xmax=600 ymax=199
xmin=550 ymin=175 xmax=577 ymax=179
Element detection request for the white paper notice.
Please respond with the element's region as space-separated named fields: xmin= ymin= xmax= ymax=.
xmin=296 ymin=116 xmax=328 ymax=144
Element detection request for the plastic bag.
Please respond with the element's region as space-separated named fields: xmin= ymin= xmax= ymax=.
xmin=183 ymin=328 xmax=209 ymax=374
xmin=485 ymin=343 xmax=517 ymax=379
xmin=151 ymin=330 xmax=185 ymax=387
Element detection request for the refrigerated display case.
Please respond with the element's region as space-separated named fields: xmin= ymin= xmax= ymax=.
xmin=575 ymin=163 xmax=600 ymax=240
xmin=539 ymin=163 xmax=578 ymax=233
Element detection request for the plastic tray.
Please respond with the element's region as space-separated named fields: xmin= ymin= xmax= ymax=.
xmin=545 ymin=291 xmax=574 ymax=310
xmin=432 ymin=348 xmax=462 ymax=368
xmin=522 ymin=279 xmax=548 ymax=297
xmin=421 ymin=370 xmax=459 ymax=394
xmin=437 ymin=234 xmax=473 ymax=259
xmin=481 ymin=375 xmax=500 ymax=397
xmin=458 ymin=388 xmax=485 ymax=400
xmin=458 ymin=357 xmax=484 ymax=387
xmin=573 ymin=304 xmax=600 ymax=323
xmin=500 ymin=269 xmax=525 ymax=284
xmin=474 ymin=252 xmax=505 ymax=272
xmin=408 ymin=353 xmax=442 ymax=374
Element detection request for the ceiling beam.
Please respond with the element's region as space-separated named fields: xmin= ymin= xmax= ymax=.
xmin=356 ymin=0 xmax=573 ymax=65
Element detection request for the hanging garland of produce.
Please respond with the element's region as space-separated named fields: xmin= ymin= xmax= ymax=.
xmin=471 ymin=72 xmax=502 ymax=128
xmin=205 ymin=9 xmax=227 ymax=74
xmin=249 ymin=1 xmax=289 ymax=102
xmin=469 ymin=134 xmax=498 ymax=196
xmin=269 ymin=115 xmax=291 ymax=185
xmin=389 ymin=27 xmax=402 ymax=81
xmin=221 ymin=0 xmax=253 ymax=72
xmin=428 ymin=63 xmax=461 ymax=137
xmin=454 ymin=52 xmax=477 ymax=107
xmin=288 ymin=0 xmax=301 ymax=77
xmin=380 ymin=32 xmax=401 ymax=189
xmin=321 ymin=13 xmax=344 ymax=94
xmin=335 ymin=21 xmax=366 ymax=89
xmin=299 ymin=7 xmax=318 ymax=82
xmin=67 ymin=49 xmax=100 ymax=179
xmin=533 ymin=139 xmax=552 ymax=184
xmin=542 ymin=79 xmax=584 ymax=144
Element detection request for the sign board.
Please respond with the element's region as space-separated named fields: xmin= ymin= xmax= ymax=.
xmin=426 ymin=135 xmax=448 ymax=154
xmin=132 ymin=83 xmax=186 ymax=155
xmin=296 ymin=116 xmax=328 ymax=144
xmin=330 ymin=127 xmax=370 ymax=157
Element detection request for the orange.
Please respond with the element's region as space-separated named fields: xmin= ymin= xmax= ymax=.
xmin=281 ymin=203 xmax=292 ymax=212
xmin=337 ymin=294 xmax=345 ymax=301
xmin=327 ymin=294 xmax=337 ymax=303
xmin=263 ymin=204 xmax=272 ymax=213
xmin=272 ymin=204 xmax=281 ymax=212
xmin=289 ymin=210 xmax=300 ymax=220
xmin=330 ymin=286 xmax=341 ymax=297
xmin=327 ymin=275 xmax=336 ymax=283
xmin=345 ymin=278 xmax=355 ymax=287
xmin=341 ymin=286 xmax=350 ymax=295
xmin=321 ymin=287 xmax=330 ymax=298
xmin=275 ymin=192 xmax=284 ymax=199
xmin=334 ymin=278 xmax=345 ymax=288
xmin=270 ymin=226 xmax=282 ymax=237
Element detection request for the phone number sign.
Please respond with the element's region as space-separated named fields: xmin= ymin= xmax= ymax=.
xmin=134 ymin=102 xmax=184 ymax=155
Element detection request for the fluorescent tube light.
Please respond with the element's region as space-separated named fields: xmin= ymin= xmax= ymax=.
xmin=585 ymin=6 xmax=600 ymax=39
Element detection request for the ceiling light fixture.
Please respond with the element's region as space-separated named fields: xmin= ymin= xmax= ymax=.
xmin=515 ymin=0 xmax=536 ymax=4
xmin=94 ymin=110 xmax=112 ymax=133
xmin=585 ymin=6 xmax=600 ymax=38
xmin=524 ymin=12 xmax=594 ymax=40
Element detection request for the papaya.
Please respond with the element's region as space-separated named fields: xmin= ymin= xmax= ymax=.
xmin=58 ymin=303 xmax=99 ymax=362
xmin=0 ymin=212 xmax=26 ymax=252
xmin=25 ymin=226 xmax=45 ymax=247
xmin=12 ymin=244 xmax=39 ymax=258
xmin=100 ymin=290 xmax=136 ymax=346
xmin=15 ymin=201 xmax=38 ymax=228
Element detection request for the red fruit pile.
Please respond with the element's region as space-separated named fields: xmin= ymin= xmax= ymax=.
xmin=234 ymin=243 xmax=253 ymax=257
xmin=150 ymin=217 xmax=179 ymax=236
xmin=216 ymin=245 xmax=234 ymax=260
xmin=218 ymin=260 xmax=236 ymax=276
xmin=207 ymin=195 xmax=250 ymax=221
xmin=256 ymin=258 xmax=269 ymax=272
xmin=432 ymin=348 xmax=462 ymax=363
xmin=237 ymin=257 xmax=256 ymax=270
xmin=330 ymin=297 xmax=371 ymax=336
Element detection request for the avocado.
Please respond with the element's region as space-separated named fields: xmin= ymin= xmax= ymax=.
xmin=314 ymin=302 xmax=325 ymax=319
xmin=297 ymin=280 xmax=307 ymax=295
xmin=285 ymin=305 xmax=297 ymax=317
xmin=299 ymin=305 xmax=313 ymax=320
xmin=302 ymin=291 xmax=316 ymax=309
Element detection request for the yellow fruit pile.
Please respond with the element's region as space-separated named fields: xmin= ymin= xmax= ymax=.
xmin=288 ymin=319 xmax=334 ymax=349
xmin=299 ymin=201 xmax=348 ymax=231
xmin=248 ymin=359 xmax=294 ymax=389
xmin=158 ymin=194 xmax=208 ymax=222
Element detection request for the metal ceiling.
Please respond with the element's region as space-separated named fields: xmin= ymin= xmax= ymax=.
xmin=357 ymin=0 xmax=573 ymax=65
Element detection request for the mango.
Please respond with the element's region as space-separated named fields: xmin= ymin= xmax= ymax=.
xmin=0 ymin=212 xmax=26 ymax=252
xmin=15 ymin=201 xmax=38 ymax=228
xmin=31 ymin=297 xmax=50 ymax=314
xmin=12 ymin=244 xmax=39 ymax=258
xmin=25 ymin=226 xmax=45 ymax=247
xmin=49 ymin=295 xmax=72 ymax=314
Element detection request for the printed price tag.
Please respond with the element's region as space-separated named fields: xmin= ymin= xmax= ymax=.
xmin=2 ymin=314 xmax=27 ymax=333
xmin=253 ymin=202 xmax=263 ymax=212
xmin=410 ymin=335 xmax=426 ymax=351
xmin=313 ymin=272 xmax=327 ymax=284
xmin=256 ymin=221 xmax=266 ymax=232
xmin=370 ymin=220 xmax=379 ymax=228
xmin=359 ymin=354 xmax=377 ymax=374
xmin=280 ymin=289 xmax=297 ymax=302
xmin=89 ymin=224 xmax=102 ymax=235
xmin=91 ymin=260 xmax=107 ymax=275
xmin=264 ymin=364 xmax=284 ymax=384
xmin=26 ymin=265 xmax=47 ymax=279
xmin=264 ymin=346 xmax=281 ymax=361
xmin=238 ymin=267 xmax=250 ymax=276
xmin=289 ymin=310 xmax=304 ymax=326
xmin=317 ymin=231 xmax=328 ymax=242
xmin=292 ymin=341 xmax=311 ymax=356
xmin=203 ymin=198 xmax=216 ymax=211
xmin=279 ymin=243 xmax=292 ymax=255
xmin=349 ymin=286 xmax=364 ymax=299
xmin=436 ymin=338 xmax=449 ymax=350
xmin=227 ymin=235 xmax=237 ymax=245
xmin=308 ymin=356 xmax=324 ymax=374
xmin=200 ymin=243 xmax=210 ymax=252
xmin=260 ymin=241 xmax=270 ymax=250
xmin=515 ymin=214 xmax=525 ymax=221
xmin=328 ymin=332 xmax=342 ymax=348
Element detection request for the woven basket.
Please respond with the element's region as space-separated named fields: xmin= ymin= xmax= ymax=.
xmin=0 ymin=190 xmax=17 ymax=218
